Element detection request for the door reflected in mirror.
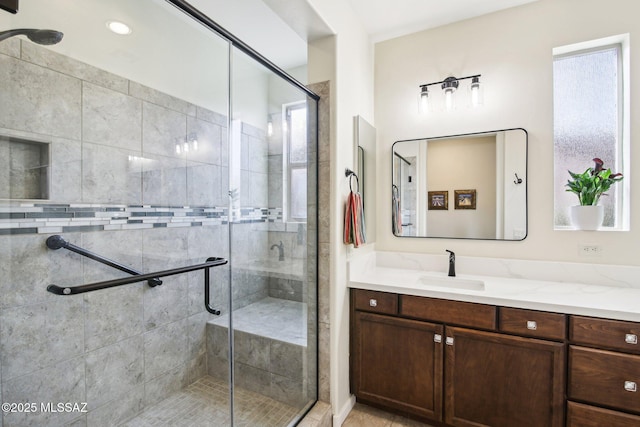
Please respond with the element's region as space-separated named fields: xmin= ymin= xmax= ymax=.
xmin=392 ymin=128 xmax=527 ymax=240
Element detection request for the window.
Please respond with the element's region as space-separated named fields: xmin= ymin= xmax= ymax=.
xmin=285 ymin=102 xmax=307 ymax=221
xmin=553 ymin=35 xmax=629 ymax=229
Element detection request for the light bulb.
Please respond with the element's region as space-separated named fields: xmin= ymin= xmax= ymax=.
xmin=470 ymin=76 xmax=482 ymax=108
xmin=419 ymin=87 xmax=429 ymax=114
xmin=444 ymin=88 xmax=455 ymax=111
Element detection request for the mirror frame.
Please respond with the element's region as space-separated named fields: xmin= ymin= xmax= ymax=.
xmin=392 ymin=128 xmax=528 ymax=241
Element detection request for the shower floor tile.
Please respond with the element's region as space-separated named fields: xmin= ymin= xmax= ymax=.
xmin=120 ymin=375 xmax=299 ymax=427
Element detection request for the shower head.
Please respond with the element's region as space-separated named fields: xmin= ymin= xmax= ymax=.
xmin=0 ymin=28 xmax=64 ymax=45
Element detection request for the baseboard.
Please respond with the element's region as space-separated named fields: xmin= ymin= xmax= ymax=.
xmin=332 ymin=395 xmax=356 ymax=426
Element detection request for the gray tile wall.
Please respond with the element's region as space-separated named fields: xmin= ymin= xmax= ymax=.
xmin=307 ymin=81 xmax=330 ymax=404
xmin=0 ymin=40 xmax=223 ymax=427
xmin=0 ymin=38 xmax=318 ymax=426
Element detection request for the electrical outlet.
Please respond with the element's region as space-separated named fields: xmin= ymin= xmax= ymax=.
xmin=578 ymin=244 xmax=603 ymax=257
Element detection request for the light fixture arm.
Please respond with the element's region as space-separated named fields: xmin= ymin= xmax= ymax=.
xmin=419 ymin=74 xmax=481 ymax=90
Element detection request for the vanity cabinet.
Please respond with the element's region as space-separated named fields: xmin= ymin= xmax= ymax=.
xmin=445 ymin=326 xmax=565 ymax=427
xmin=351 ymin=311 xmax=444 ymax=420
xmin=567 ymin=316 xmax=640 ymax=426
xmin=350 ymin=290 xmax=566 ymax=426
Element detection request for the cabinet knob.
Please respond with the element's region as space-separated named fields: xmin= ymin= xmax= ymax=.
xmin=526 ymin=321 xmax=537 ymax=330
xmin=625 ymin=334 xmax=638 ymax=345
xmin=446 ymin=337 xmax=454 ymax=346
xmin=369 ymin=299 xmax=377 ymax=307
xmin=434 ymin=334 xmax=442 ymax=343
xmin=624 ymin=381 xmax=637 ymax=392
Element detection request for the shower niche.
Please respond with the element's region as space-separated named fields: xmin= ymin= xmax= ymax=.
xmin=0 ymin=135 xmax=49 ymax=200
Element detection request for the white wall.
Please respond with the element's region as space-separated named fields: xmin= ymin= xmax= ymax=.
xmin=375 ymin=0 xmax=640 ymax=266
xmin=306 ymin=0 xmax=374 ymax=421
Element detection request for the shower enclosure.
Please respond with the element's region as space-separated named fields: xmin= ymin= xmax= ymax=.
xmin=0 ymin=0 xmax=318 ymax=426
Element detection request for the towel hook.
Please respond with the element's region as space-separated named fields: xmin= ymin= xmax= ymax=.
xmin=514 ymin=173 xmax=523 ymax=184
xmin=345 ymin=168 xmax=359 ymax=193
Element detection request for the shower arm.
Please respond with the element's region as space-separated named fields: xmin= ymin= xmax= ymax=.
xmin=46 ymin=234 xmax=163 ymax=287
xmin=0 ymin=29 xmax=28 ymax=42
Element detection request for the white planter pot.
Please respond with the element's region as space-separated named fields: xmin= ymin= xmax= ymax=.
xmin=570 ymin=205 xmax=604 ymax=230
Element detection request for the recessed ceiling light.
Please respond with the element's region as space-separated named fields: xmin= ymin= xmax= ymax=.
xmin=106 ymin=21 xmax=132 ymax=35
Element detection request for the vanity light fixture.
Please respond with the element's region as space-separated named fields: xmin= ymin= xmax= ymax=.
xmin=175 ymin=134 xmax=199 ymax=154
xmin=419 ymin=74 xmax=482 ymax=112
xmin=106 ymin=21 xmax=132 ymax=35
xmin=267 ymin=116 xmax=274 ymax=137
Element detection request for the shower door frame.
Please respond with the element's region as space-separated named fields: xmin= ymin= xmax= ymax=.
xmin=166 ymin=1 xmax=320 ymax=424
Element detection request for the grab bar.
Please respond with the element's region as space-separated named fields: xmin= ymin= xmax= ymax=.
xmin=47 ymin=257 xmax=228 ymax=302
xmin=46 ymin=235 xmax=162 ymax=287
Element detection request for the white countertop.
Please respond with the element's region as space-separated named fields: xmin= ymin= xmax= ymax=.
xmin=349 ymin=251 xmax=640 ymax=322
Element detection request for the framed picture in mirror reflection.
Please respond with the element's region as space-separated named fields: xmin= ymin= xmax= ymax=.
xmin=455 ymin=189 xmax=476 ymax=209
xmin=428 ymin=191 xmax=448 ymax=210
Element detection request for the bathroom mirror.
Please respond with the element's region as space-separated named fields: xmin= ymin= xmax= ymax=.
xmin=392 ymin=128 xmax=527 ymax=240
xmin=355 ymin=116 xmax=377 ymax=243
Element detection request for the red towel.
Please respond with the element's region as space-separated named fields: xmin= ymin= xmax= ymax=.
xmin=344 ymin=191 xmax=366 ymax=247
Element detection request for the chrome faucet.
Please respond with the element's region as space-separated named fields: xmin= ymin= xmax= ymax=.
xmin=446 ymin=250 xmax=455 ymax=277
xmin=271 ymin=241 xmax=285 ymax=261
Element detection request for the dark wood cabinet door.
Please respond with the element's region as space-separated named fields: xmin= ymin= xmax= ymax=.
xmin=351 ymin=311 xmax=444 ymax=421
xmin=445 ymin=327 xmax=565 ymax=427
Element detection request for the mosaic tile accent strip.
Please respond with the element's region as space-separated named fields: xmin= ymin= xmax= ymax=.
xmin=0 ymin=203 xmax=283 ymax=235
xmin=234 ymin=207 xmax=283 ymax=223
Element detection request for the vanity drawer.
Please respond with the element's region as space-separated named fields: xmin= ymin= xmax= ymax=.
xmin=569 ymin=346 xmax=640 ymax=414
xmin=567 ymin=401 xmax=640 ymax=427
xmin=400 ymin=295 xmax=496 ymax=330
xmin=352 ymin=289 xmax=398 ymax=315
xmin=499 ymin=307 xmax=566 ymax=341
xmin=570 ymin=316 xmax=640 ymax=354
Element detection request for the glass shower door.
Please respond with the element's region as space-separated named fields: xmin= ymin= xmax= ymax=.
xmin=225 ymin=46 xmax=318 ymax=425
xmin=0 ymin=1 xmax=234 ymax=425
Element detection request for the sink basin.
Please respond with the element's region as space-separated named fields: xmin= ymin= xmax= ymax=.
xmin=418 ymin=275 xmax=485 ymax=291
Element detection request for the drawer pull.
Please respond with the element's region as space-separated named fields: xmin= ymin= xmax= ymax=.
xmin=624 ymin=381 xmax=637 ymax=392
xmin=526 ymin=320 xmax=537 ymax=330
xmin=446 ymin=337 xmax=454 ymax=346
xmin=434 ymin=334 xmax=442 ymax=343
xmin=369 ymin=299 xmax=377 ymax=307
xmin=625 ymin=334 xmax=638 ymax=345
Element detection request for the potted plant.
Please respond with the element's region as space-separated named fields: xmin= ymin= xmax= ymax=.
xmin=565 ymin=157 xmax=623 ymax=230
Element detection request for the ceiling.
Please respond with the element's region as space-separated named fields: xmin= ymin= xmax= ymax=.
xmin=345 ymin=0 xmax=539 ymax=43
xmin=0 ymin=0 xmax=539 ymax=72
xmin=0 ymin=0 xmax=539 ymax=101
